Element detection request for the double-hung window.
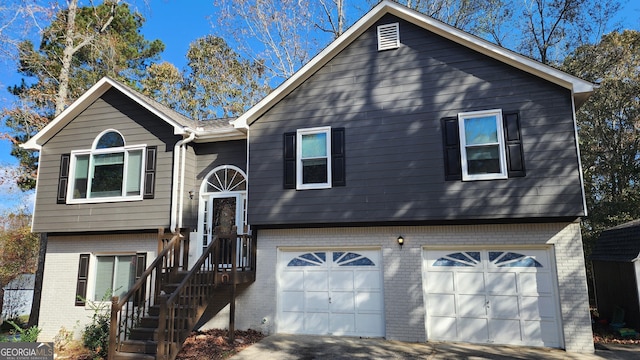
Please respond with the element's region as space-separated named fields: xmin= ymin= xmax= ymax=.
xmin=93 ymin=254 xmax=136 ymax=300
xmin=297 ymin=127 xmax=332 ymax=189
xmin=458 ymin=109 xmax=508 ymax=181
xmin=67 ymin=130 xmax=147 ymax=203
xmin=442 ymin=109 xmax=525 ymax=181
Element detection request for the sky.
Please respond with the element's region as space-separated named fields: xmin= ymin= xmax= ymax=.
xmin=0 ymin=0 xmax=639 ymax=214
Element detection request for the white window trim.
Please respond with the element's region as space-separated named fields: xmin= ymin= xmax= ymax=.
xmin=458 ymin=109 xmax=508 ymax=181
xmin=67 ymin=131 xmax=147 ymax=204
xmin=296 ymin=126 xmax=332 ymax=190
xmin=86 ymin=252 xmax=144 ymax=306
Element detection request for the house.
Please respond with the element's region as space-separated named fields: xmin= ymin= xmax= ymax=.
xmin=590 ymin=219 xmax=640 ymax=330
xmin=21 ymin=1 xmax=596 ymax=358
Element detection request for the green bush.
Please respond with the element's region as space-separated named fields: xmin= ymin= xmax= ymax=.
xmin=5 ymin=320 xmax=41 ymax=342
xmin=82 ymin=311 xmax=110 ymax=360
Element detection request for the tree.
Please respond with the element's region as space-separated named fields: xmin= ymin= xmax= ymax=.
xmin=182 ymin=35 xmax=269 ymax=119
xmin=0 ymin=213 xmax=39 ymax=321
xmin=519 ymin=0 xmax=621 ymax=65
xmin=3 ymin=0 xmax=164 ymax=191
xmin=562 ymin=30 xmax=640 ymax=253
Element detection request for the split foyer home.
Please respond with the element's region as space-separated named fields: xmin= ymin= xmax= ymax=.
xmin=21 ymin=1 xmax=596 ymax=359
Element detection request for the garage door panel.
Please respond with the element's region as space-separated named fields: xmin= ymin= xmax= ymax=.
xmin=428 ymin=294 xmax=456 ymax=316
xmin=306 ymin=291 xmax=329 ymax=311
xmin=458 ymin=294 xmax=487 ymax=317
xmin=279 ymin=312 xmax=304 ymax=333
xmin=306 ymin=312 xmax=329 ymax=334
xmin=490 ymin=319 xmax=522 ymax=343
xmin=306 ymin=271 xmax=329 ymax=291
xmin=489 ymin=295 xmax=520 ymax=318
xmin=280 ymin=271 xmax=304 ymax=291
xmin=281 ymin=291 xmax=304 ymax=311
xmin=354 ymin=270 xmax=382 ymax=290
xmin=330 ymin=271 xmax=354 ymax=290
xmin=521 ymin=296 xmax=556 ymax=318
xmin=524 ymin=320 xmax=560 ymax=347
xmin=519 ymin=273 xmax=553 ymax=294
xmin=330 ymin=291 xmax=355 ymax=312
xmin=457 ymin=272 xmax=485 ymax=293
xmin=486 ymin=272 xmax=517 ymax=295
xmin=458 ymin=318 xmax=489 ymax=342
xmin=330 ymin=313 xmax=355 ymax=334
xmin=357 ymin=313 xmax=384 ymax=334
xmin=426 ymin=272 xmax=454 ymax=293
xmin=429 ymin=316 xmax=457 ymax=340
xmin=356 ymin=291 xmax=383 ymax=312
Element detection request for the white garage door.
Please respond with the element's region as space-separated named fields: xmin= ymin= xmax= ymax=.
xmin=423 ymin=249 xmax=562 ymax=347
xmin=278 ymin=249 xmax=384 ymax=337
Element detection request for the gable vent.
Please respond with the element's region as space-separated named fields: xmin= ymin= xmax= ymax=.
xmin=377 ymin=23 xmax=400 ymax=51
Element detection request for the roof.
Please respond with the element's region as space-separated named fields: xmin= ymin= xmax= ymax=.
xmin=231 ymin=0 xmax=595 ymax=129
xmin=590 ymin=219 xmax=640 ymax=262
xmin=21 ymin=77 xmax=195 ymax=150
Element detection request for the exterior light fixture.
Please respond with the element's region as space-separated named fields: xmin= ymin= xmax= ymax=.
xmin=397 ymin=236 xmax=404 ymax=247
xmin=188 ymin=190 xmax=195 ymax=199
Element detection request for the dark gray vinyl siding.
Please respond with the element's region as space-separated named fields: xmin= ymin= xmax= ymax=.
xmin=180 ymin=140 xmax=248 ymax=227
xmin=247 ymin=14 xmax=584 ymax=226
xmin=32 ymin=89 xmax=181 ymax=233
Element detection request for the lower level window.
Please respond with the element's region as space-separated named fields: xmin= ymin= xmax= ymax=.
xmin=94 ymin=255 xmax=136 ymax=300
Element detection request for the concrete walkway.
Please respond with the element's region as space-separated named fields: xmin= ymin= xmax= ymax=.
xmin=231 ymin=334 xmax=640 ymax=359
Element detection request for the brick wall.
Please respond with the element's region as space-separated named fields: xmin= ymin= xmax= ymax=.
xmin=38 ymin=233 xmax=157 ymax=341
xmin=217 ymin=222 xmax=593 ymax=353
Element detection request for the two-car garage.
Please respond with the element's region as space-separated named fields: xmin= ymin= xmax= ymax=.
xmin=276 ymin=247 xmax=562 ymax=348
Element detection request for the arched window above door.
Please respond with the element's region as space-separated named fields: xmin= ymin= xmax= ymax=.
xmin=202 ymin=165 xmax=247 ymax=194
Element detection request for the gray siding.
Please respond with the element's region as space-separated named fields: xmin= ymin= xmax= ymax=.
xmin=248 ymin=15 xmax=584 ymax=226
xmin=181 ymin=140 xmax=248 ymax=228
xmin=33 ymin=89 xmax=181 ymax=233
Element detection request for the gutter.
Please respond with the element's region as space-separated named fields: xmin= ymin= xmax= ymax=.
xmin=170 ymin=129 xmax=196 ymax=232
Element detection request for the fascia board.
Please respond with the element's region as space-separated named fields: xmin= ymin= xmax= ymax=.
xmin=21 ymin=77 xmax=188 ymax=150
xmin=232 ymin=0 xmax=594 ymax=129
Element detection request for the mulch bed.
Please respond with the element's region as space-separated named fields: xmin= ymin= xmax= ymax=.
xmin=592 ymin=322 xmax=640 ymax=345
xmin=175 ymin=329 xmax=265 ymax=360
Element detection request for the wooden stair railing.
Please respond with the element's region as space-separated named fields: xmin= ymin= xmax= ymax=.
xmin=107 ymin=228 xmax=189 ymax=360
xmin=156 ymin=226 xmax=257 ymax=360
xmin=107 ymin=226 xmax=256 ymax=360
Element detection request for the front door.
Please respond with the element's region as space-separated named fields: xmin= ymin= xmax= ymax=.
xmin=204 ymin=194 xmax=242 ymax=252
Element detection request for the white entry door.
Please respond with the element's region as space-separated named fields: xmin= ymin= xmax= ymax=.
xmin=423 ymin=249 xmax=562 ymax=348
xmin=277 ymin=249 xmax=384 ymax=337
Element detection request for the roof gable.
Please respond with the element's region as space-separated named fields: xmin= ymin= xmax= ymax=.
xmin=21 ymin=77 xmax=194 ymax=150
xmin=232 ymin=0 xmax=594 ymax=129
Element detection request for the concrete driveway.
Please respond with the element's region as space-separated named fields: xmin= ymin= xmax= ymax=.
xmin=231 ymin=334 xmax=640 ymax=359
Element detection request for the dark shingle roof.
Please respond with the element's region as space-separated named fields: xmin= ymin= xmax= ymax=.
xmin=591 ymin=219 xmax=640 ymax=262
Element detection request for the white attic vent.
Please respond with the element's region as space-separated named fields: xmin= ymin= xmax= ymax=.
xmin=377 ymin=23 xmax=400 ymax=51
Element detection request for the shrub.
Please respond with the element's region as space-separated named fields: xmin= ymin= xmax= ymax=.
xmin=6 ymin=320 xmax=41 ymax=342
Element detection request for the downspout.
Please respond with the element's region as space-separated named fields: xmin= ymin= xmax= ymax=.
xmin=170 ymin=130 xmax=196 ymax=232
xmin=178 ymin=131 xmax=195 ymax=229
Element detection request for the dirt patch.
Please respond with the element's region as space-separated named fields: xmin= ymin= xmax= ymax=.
xmin=176 ymin=329 xmax=265 ymax=360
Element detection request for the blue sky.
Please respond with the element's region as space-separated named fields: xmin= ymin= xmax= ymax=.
xmin=0 ymin=0 xmax=639 ymax=214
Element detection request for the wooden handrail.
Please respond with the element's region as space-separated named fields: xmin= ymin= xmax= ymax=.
xmin=107 ymin=228 xmax=189 ymax=360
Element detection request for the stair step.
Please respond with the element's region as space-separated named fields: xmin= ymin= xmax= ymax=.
xmin=119 ymin=339 xmax=157 ymax=354
xmin=129 ymin=327 xmax=159 ymax=341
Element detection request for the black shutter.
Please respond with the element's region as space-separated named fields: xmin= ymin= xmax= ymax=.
xmin=503 ymin=112 xmax=526 ymax=177
xmin=143 ymin=146 xmax=157 ymax=199
xmin=57 ymin=154 xmax=71 ymax=204
xmin=441 ymin=117 xmax=462 ymax=180
xmin=75 ymin=254 xmax=90 ymax=306
xmin=133 ymin=252 xmax=147 ymax=306
xmin=331 ymin=127 xmax=346 ymax=187
xmin=283 ymin=132 xmax=296 ymax=189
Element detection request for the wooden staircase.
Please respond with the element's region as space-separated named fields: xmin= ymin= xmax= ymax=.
xmin=107 ymin=227 xmax=256 ymax=360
